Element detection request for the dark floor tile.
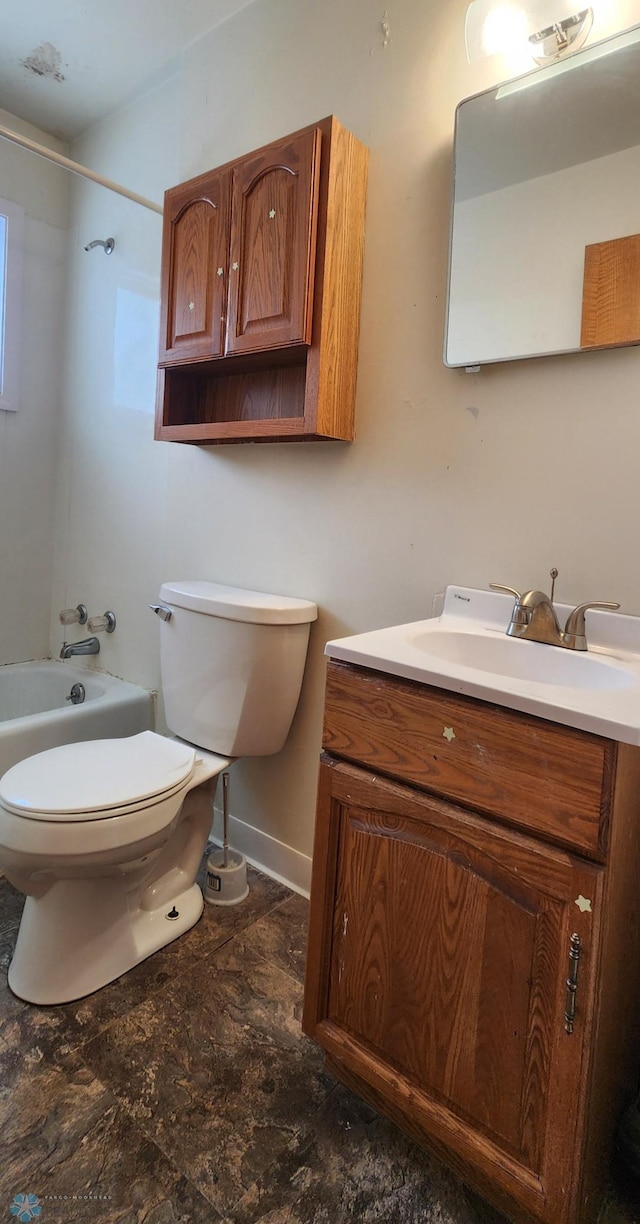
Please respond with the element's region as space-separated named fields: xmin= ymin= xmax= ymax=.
xmin=460 ymin=1190 xmax=511 ymax=1224
xmin=0 ymin=1053 xmax=113 ymax=1184
xmin=15 ymin=863 xmax=292 ymax=1055
xmin=223 ymin=1082 xmax=506 ymax=1224
xmin=0 ymin=1051 xmax=220 ymax=1223
xmin=0 ymin=876 xmax=25 ymax=932
xmin=241 ymin=893 xmax=309 ymax=984
xmin=0 ymin=927 xmax=95 ymax=1071
xmin=194 ymin=860 xmax=293 ymax=953
xmin=52 ymin=925 xmax=211 ymax=1050
xmin=0 ymin=927 xmax=75 ymax=1062
xmin=0 ymin=926 xmax=28 ymax=1038
xmin=599 ymin=1159 xmax=640 ymax=1222
xmin=79 ymin=937 xmax=333 ymax=1214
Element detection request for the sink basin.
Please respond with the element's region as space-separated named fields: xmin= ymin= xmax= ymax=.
xmin=325 ymin=585 xmax=640 ymax=745
xmin=409 ymin=628 xmax=635 ymax=691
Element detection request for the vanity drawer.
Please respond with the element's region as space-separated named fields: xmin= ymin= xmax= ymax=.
xmin=322 ymin=661 xmax=614 ymax=858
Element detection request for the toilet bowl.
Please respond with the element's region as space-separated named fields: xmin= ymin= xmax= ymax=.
xmin=0 ymin=581 xmax=317 ymax=1004
xmin=0 ymin=731 xmax=230 ymax=1004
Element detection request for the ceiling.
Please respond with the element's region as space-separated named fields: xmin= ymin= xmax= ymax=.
xmin=0 ymin=0 xmax=258 ymax=141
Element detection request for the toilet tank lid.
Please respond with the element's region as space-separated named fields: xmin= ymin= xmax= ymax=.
xmin=159 ymin=581 xmax=318 ymax=625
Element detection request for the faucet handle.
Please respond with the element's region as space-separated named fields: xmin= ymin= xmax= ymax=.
xmin=563 ymin=601 xmax=621 ymax=650
xmin=490 ymin=583 xmax=522 ymax=600
xmin=490 ymin=583 xmax=530 ymax=629
xmin=87 ymin=611 xmax=116 ymax=634
xmin=59 ymin=604 xmax=88 ymax=627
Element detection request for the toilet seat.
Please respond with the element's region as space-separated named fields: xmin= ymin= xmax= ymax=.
xmin=0 ymin=731 xmax=196 ymax=821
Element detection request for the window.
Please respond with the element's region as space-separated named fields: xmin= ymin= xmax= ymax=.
xmin=0 ymin=196 xmax=23 ymax=412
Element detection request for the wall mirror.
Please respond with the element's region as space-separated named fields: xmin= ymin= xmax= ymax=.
xmin=445 ymin=26 xmax=640 ymax=367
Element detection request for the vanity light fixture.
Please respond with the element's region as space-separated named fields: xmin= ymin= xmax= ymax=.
xmin=495 ymin=21 xmax=640 ymax=96
xmin=465 ymin=0 xmax=594 ymax=65
xmin=529 ymin=8 xmax=593 ymax=61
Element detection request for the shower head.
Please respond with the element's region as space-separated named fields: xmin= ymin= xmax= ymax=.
xmin=84 ymin=237 xmax=115 ymax=254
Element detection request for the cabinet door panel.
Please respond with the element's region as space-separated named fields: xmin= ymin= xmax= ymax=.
xmin=305 ymin=758 xmax=603 ymax=1223
xmin=226 ymin=128 xmax=321 ymax=354
xmin=329 ymin=805 xmax=550 ymax=1160
xmin=159 ymin=170 xmax=230 ymax=362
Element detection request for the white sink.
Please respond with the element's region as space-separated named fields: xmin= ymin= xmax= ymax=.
xmin=409 ymin=627 xmax=634 ymax=690
xmin=325 ymin=585 xmax=640 ymax=745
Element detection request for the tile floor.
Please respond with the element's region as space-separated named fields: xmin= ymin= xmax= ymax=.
xmin=0 ymin=860 xmax=638 ymax=1224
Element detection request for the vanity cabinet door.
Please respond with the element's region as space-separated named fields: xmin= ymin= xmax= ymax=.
xmin=159 ymin=169 xmax=231 ymax=363
xmin=225 ymin=127 xmax=321 ymax=355
xmin=304 ymin=756 xmax=603 ymax=1224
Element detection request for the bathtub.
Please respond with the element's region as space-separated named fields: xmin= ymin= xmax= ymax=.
xmin=0 ymin=660 xmax=155 ymax=777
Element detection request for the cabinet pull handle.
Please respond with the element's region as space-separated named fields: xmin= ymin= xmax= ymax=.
xmin=564 ymin=933 xmax=581 ymax=1035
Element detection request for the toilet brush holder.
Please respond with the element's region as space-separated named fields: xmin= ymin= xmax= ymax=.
xmin=203 ymin=772 xmax=249 ymax=906
xmin=204 ymin=847 xmax=249 ymax=906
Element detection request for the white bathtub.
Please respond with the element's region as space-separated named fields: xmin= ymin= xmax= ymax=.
xmin=0 ymin=660 xmax=155 ymax=777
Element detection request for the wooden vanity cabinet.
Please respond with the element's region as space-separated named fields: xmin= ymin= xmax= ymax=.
xmin=155 ymin=117 xmax=368 ymax=445
xmin=303 ymin=660 xmax=640 ymax=1224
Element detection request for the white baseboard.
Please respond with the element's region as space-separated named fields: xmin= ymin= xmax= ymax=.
xmin=210 ymin=807 xmax=312 ymax=899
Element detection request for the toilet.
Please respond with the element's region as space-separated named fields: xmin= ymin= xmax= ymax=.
xmin=0 ymin=581 xmax=317 ymax=1005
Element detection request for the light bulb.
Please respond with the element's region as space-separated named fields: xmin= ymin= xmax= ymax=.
xmin=482 ymin=2 xmax=530 ymax=54
xmin=465 ymin=0 xmax=531 ymax=61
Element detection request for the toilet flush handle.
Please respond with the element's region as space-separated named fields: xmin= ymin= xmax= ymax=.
xmin=149 ymin=604 xmax=173 ymax=622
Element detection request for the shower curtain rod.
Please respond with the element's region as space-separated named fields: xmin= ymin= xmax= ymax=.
xmin=0 ymin=123 xmax=163 ymax=215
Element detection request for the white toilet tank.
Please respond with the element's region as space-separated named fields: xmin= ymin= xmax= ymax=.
xmin=157 ymin=581 xmax=317 ymax=757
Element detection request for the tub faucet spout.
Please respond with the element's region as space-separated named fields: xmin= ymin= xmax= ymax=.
xmin=60 ymin=636 xmax=100 ymax=659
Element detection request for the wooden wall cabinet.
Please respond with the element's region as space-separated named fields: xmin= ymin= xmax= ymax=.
xmin=303 ymin=661 xmax=640 ymax=1224
xmin=155 ymin=117 xmax=368 ymax=445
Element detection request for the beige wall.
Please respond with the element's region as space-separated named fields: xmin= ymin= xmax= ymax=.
xmin=49 ymin=0 xmax=640 ymax=887
xmin=0 ymin=110 xmax=68 ymax=665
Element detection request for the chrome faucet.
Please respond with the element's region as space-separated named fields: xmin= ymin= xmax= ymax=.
xmin=60 ymin=636 xmax=101 ymax=659
xmin=490 ymin=571 xmax=619 ymax=651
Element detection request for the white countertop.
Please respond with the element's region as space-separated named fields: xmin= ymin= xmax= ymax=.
xmin=325 ymin=585 xmax=640 ymax=746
